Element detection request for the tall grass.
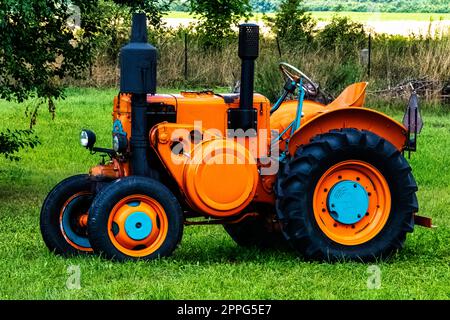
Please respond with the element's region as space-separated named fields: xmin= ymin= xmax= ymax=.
xmin=64 ymin=24 xmax=450 ymax=107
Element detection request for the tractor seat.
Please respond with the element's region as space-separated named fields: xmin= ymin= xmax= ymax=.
xmin=326 ymin=82 xmax=368 ymax=109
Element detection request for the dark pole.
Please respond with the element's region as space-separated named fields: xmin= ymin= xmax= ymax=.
xmin=368 ymin=33 xmax=372 ymax=78
xmin=184 ymin=32 xmax=188 ymax=81
xmin=131 ymin=94 xmax=149 ymax=176
xmin=276 ymin=36 xmax=282 ymax=58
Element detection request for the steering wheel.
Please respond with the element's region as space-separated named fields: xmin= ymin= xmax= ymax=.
xmin=279 ymin=62 xmax=320 ymax=96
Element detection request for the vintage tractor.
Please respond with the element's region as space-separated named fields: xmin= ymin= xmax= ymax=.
xmin=40 ymin=14 xmax=431 ymax=262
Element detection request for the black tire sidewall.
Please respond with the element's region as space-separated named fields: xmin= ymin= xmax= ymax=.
xmin=40 ymin=174 xmax=94 ymax=255
xmin=87 ymin=176 xmax=183 ymax=261
xmin=277 ymin=129 xmax=417 ymax=261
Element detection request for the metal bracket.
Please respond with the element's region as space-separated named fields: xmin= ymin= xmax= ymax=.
xmin=414 ymin=214 xmax=435 ymax=228
xmin=227 ymin=108 xmax=258 ymax=137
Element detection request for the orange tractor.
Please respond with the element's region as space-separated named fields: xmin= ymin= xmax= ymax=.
xmin=40 ymin=14 xmax=430 ymax=262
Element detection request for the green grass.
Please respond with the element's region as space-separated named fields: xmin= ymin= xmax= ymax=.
xmin=1 ymin=87 xmax=450 ymax=300
xmin=165 ymin=11 xmax=450 ymax=22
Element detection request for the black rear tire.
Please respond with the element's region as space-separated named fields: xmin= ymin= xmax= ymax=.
xmin=40 ymin=174 xmax=94 ymax=256
xmin=88 ymin=176 xmax=183 ymax=262
xmin=275 ymin=128 xmax=418 ymax=262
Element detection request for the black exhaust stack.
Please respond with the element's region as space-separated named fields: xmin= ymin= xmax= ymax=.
xmin=228 ymin=24 xmax=259 ymax=134
xmin=120 ymin=13 xmax=157 ymax=176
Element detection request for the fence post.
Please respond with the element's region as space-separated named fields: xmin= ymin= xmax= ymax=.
xmin=368 ymin=33 xmax=372 ymax=78
xmin=184 ymin=32 xmax=188 ymax=81
xmin=276 ymin=36 xmax=282 ymax=58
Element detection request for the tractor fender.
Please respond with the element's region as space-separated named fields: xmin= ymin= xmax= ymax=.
xmin=287 ymin=107 xmax=408 ymax=156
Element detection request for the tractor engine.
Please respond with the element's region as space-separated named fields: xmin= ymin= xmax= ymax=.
xmin=105 ymin=19 xmax=272 ymax=218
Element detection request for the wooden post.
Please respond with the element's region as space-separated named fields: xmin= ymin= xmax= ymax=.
xmin=368 ymin=33 xmax=372 ymax=78
xmin=184 ymin=32 xmax=188 ymax=81
xmin=276 ymin=36 xmax=282 ymax=58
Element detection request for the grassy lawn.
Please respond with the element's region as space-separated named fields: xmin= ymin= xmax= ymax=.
xmin=0 ymin=87 xmax=449 ymax=299
xmin=165 ymin=11 xmax=450 ymax=22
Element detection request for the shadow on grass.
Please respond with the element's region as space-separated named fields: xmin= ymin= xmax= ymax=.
xmin=175 ymin=242 xmax=300 ymax=265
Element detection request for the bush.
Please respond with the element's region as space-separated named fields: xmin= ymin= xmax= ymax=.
xmin=317 ymin=15 xmax=366 ymax=53
xmin=321 ymin=60 xmax=364 ymax=96
xmin=264 ymin=0 xmax=316 ymax=46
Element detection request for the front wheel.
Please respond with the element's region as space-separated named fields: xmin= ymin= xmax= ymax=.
xmin=87 ymin=176 xmax=183 ymax=261
xmin=276 ymin=129 xmax=418 ymax=262
xmin=40 ymin=174 xmax=94 ymax=256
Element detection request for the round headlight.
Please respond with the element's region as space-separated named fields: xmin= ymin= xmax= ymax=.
xmin=113 ymin=134 xmax=127 ymax=153
xmin=113 ymin=135 xmax=120 ymax=152
xmin=80 ymin=130 xmax=96 ymax=149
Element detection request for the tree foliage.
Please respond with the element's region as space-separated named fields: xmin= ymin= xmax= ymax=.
xmin=247 ymin=0 xmax=450 ymax=13
xmin=0 ymin=129 xmax=40 ymax=161
xmin=113 ymin=0 xmax=173 ymax=30
xmin=190 ymin=0 xmax=252 ymax=48
xmin=0 ymin=0 xmax=171 ymax=160
xmin=304 ymin=0 xmax=450 ymax=13
xmin=0 ymin=0 xmax=172 ymax=104
xmin=0 ymin=0 xmax=101 ymax=103
xmin=265 ymin=0 xmax=316 ymax=45
xmin=251 ymin=0 xmax=277 ymax=13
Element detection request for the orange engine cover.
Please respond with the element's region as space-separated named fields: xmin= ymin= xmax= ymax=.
xmin=182 ymin=139 xmax=259 ymax=217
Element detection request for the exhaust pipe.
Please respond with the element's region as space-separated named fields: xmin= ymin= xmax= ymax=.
xmin=239 ymin=24 xmax=259 ymax=112
xmin=120 ymin=13 xmax=157 ymax=176
xmin=228 ymin=24 xmax=260 ymax=134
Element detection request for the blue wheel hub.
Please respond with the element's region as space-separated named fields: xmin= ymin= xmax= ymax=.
xmin=124 ymin=212 xmax=152 ymax=241
xmin=61 ymin=195 xmax=91 ymax=249
xmin=327 ymin=180 xmax=369 ymax=225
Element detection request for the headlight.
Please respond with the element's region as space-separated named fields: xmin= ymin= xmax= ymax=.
xmin=113 ymin=134 xmax=127 ymax=153
xmin=80 ymin=130 xmax=96 ymax=149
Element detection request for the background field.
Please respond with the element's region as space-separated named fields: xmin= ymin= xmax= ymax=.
xmin=0 ymin=88 xmax=449 ymax=299
xmin=163 ymin=11 xmax=450 ymax=36
xmin=166 ymin=11 xmax=450 ymax=22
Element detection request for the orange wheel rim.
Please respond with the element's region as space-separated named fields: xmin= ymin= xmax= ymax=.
xmin=59 ymin=191 xmax=93 ymax=252
xmin=313 ymin=160 xmax=391 ymax=246
xmin=107 ymin=195 xmax=168 ymax=257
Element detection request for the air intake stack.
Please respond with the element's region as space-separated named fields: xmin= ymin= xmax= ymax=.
xmin=228 ymin=24 xmax=259 ymax=133
xmin=236 ymin=24 xmax=259 ymax=132
xmin=120 ymin=13 xmax=157 ymax=176
xmin=120 ymin=13 xmax=157 ymax=94
xmin=239 ymin=24 xmax=259 ymax=110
